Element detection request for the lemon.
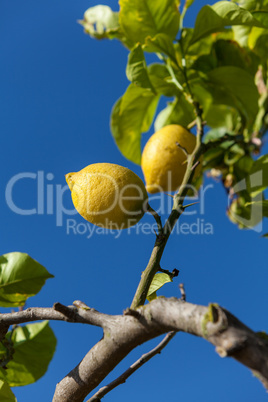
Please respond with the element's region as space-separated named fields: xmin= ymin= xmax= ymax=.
xmin=66 ymin=163 xmax=148 ymax=229
xmin=141 ymin=124 xmax=202 ymax=193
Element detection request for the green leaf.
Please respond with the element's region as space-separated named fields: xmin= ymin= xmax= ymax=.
xmin=232 ymin=25 xmax=252 ymax=47
xmin=0 ymin=322 xmax=57 ymax=387
xmin=205 ymin=105 xmax=240 ymax=131
xmin=262 ymin=233 xmax=268 ymax=238
xmin=126 ymin=44 xmax=155 ymax=92
xmin=213 ymin=40 xmax=259 ymax=75
xmin=154 ymin=96 xmax=195 ymax=131
xmin=148 ymin=64 xmax=181 ymax=97
xmin=147 ymin=273 xmax=172 ymax=301
xmin=190 ymin=1 xmax=264 ymax=45
xmin=110 ymin=84 xmax=159 ymax=164
xmin=205 ymin=66 xmax=259 ymax=124
xmin=248 ymin=27 xmax=268 ymax=58
xmin=252 ymin=10 xmax=268 ymax=28
xmin=144 ymin=33 xmax=177 ymax=62
xmin=249 ymin=155 xmax=268 ymax=197
xmin=147 ymin=291 xmax=157 ymax=302
xmin=182 ymin=28 xmax=215 ymax=56
xmin=119 ymin=0 xmax=180 ymax=45
xmin=0 ymin=380 xmax=16 ymax=402
xmin=184 ymin=0 xmax=195 ymax=10
xmin=0 ymin=253 xmax=54 ymax=307
xmin=236 ymin=0 xmax=268 ymax=10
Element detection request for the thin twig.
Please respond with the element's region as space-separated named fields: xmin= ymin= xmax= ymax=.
xmin=86 ymin=332 xmax=176 ymax=402
xmin=179 ymin=283 xmax=186 ymax=301
xmin=187 ymin=119 xmax=197 ymax=130
xmin=159 ymin=267 xmax=179 ymax=278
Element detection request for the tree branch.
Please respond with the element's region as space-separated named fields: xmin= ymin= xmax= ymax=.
xmin=1 ymin=301 xmax=267 ymax=401
xmin=86 ymin=332 xmax=176 ymax=402
xmin=50 ymin=298 xmax=268 ymax=401
xmin=0 ymin=302 xmax=116 ymax=332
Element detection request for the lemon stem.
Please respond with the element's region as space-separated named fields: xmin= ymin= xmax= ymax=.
xmin=131 ymin=111 xmax=204 ymax=309
xmin=130 ymin=51 xmax=205 ymax=310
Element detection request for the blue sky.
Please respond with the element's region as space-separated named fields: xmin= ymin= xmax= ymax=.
xmin=1 ymin=1 xmax=268 ymax=401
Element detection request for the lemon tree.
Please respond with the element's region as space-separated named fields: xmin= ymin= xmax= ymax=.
xmin=2 ymin=1 xmax=268 ymax=402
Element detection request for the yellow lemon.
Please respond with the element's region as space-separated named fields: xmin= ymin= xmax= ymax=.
xmin=66 ymin=163 xmax=148 ymax=229
xmin=141 ymin=124 xmax=202 ymax=193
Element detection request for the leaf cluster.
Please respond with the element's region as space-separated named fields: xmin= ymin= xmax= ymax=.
xmin=0 ymin=253 xmax=55 ymax=400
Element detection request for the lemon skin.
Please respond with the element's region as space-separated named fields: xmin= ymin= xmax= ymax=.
xmin=141 ymin=124 xmax=202 ymax=193
xmin=66 ymin=163 xmax=148 ymax=229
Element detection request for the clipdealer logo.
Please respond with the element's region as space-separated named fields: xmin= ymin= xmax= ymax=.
xmin=5 ymin=171 xmax=76 ymax=226
xmin=8 ymin=169 xmax=267 ymax=236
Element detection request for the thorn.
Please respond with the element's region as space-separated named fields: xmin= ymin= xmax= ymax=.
xmin=183 ymin=201 xmax=199 ymax=210
xmin=164 ymin=193 xmax=174 ymax=198
xmin=176 ymin=142 xmax=189 ymax=156
xmin=187 ymin=119 xmax=197 ymax=130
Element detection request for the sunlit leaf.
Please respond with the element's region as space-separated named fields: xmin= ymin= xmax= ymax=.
xmin=0 ymin=380 xmax=16 ymax=402
xmin=144 ymin=33 xmax=177 ymax=62
xmin=0 ymin=322 xmax=57 ymax=387
xmin=148 ymin=64 xmax=181 ymax=97
xmin=147 ymin=273 xmax=172 ymax=301
xmin=236 ymin=0 xmax=268 ymax=10
xmin=147 ymin=291 xmax=157 ymax=302
xmin=190 ymin=1 xmax=264 ymax=45
xmin=126 ymin=44 xmax=155 ymax=91
xmin=205 ymin=104 xmax=240 ymax=131
xmin=181 ymin=28 xmax=212 ymax=56
xmin=248 ymin=27 xmax=268 ymax=58
xmin=184 ymin=0 xmax=195 ymax=10
xmin=110 ymin=84 xmax=159 ymax=164
xmin=232 ymin=25 xmax=252 ymax=47
xmin=119 ymin=0 xmax=180 ymax=45
xmin=0 ymin=253 xmax=54 ymax=307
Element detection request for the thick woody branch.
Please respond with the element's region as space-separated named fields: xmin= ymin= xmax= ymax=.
xmin=51 ymin=298 xmax=268 ymax=401
xmin=0 ymin=302 xmax=116 ymax=335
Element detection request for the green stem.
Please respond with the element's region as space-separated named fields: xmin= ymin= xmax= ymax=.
xmin=131 ymin=112 xmax=204 ymax=309
xmin=165 ymin=61 xmax=184 ymax=92
xmin=130 ymin=47 xmax=205 ymax=309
